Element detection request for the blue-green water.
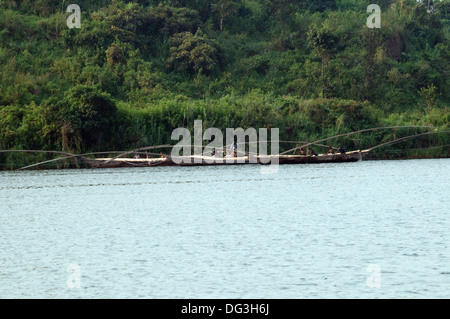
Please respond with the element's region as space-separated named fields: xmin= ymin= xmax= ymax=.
xmin=0 ymin=159 xmax=449 ymax=298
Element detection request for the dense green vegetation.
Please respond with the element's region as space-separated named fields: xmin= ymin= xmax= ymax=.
xmin=0 ymin=0 xmax=449 ymax=168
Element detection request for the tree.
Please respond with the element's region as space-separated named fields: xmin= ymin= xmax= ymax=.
xmin=60 ymin=85 xmax=117 ymax=152
xmin=166 ymin=30 xmax=219 ymax=75
xmin=211 ymin=0 xmax=238 ymax=32
xmin=269 ymin=0 xmax=298 ymax=40
xmin=419 ymin=83 xmax=438 ymax=111
xmin=147 ymin=5 xmax=201 ymax=37
xmin=106 ymin=43 xmax=127 ymax=67
xmin=303 ymin=0 xmax=338 ymax=13
xmin=307 ymin=22 xmax=338 ymax=98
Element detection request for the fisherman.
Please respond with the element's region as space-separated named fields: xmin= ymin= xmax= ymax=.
xmin=327 ymin=146 xmax=335 ymax=155
xmin=230 ymin=137 xmax=238 ymax=157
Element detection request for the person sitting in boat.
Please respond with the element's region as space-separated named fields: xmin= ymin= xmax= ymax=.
xmin=338 ymin=146 xmax=347 ymax=154
xmin=230 ymin=137 xmax=238 ymax=157
xmin=327 ymin=146 xmax=335 ymax=155
xmin=211 ymin=147 xmax=216 ymax=157
xmin=299 ymin=148 xmax=306 ymax=156
xmin=310 ymin=147 xmax=318 ymax=156
xmin=133 ymin=153 xmax=140 ymax=159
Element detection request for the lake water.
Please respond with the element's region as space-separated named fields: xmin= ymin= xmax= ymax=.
xmin=0 ymin=159 xmax=449 ymax=299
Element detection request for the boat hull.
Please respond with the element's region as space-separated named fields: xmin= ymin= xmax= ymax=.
xmin=83 ymin=150 xmax=369 ymax=168
xmin=266 ymin=150 xmax=367 ymax=165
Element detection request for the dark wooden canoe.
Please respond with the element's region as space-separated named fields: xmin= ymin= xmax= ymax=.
xmin=82 ymin=150 xmax=369 ymax=168
xmin=260 ymin=150 xmax=370 ymax=165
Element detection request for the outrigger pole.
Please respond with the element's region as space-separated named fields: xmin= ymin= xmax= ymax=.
xmin=280 ymin=125 xmax=437 ymax=155
xmin=367 ymin=130 xmax=450 ymax=152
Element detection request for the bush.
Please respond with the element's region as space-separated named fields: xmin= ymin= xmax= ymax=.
xmin=60 ymin=85 xmax=117 ymax=151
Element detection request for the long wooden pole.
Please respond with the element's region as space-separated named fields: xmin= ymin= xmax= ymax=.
xmin=367 ymin=130 xmax=450 ymax=152
xmin=280 ymin=125 xmax=436 ymax=155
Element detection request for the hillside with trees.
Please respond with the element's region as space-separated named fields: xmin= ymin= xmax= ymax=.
xmin=0 ymin=0 xmax=449 ymax=168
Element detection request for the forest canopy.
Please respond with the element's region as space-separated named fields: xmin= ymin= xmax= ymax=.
xmin=0 ymin=0 xmax=449 ymax=167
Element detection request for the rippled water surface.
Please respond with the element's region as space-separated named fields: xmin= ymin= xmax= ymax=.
xmin=1 ymin=159 xmax=449 ymax=298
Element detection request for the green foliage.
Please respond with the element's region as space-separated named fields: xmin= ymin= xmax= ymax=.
xmin=166 ymin=29 xmax=220 ymax=75
xmin=59 ymin=85 xmax=117 ymax=152
xmin=0 ymin=0 xmax=449 ymax=168
xmin=211 ymin=0 xmax=239 ymax=31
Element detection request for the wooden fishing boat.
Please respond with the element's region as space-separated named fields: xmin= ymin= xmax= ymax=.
xmin=82 ymin=155 xmax=254 ymax=168
xmin=5 ymin=126 xmax=445 ymax=170
xmin=81 ymin=157 xmax=170 ymax=168
xmin=261 ymin=149 xmax=370 ymax=165
xmin=82 ymin=150 xmax=370 ymax=168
